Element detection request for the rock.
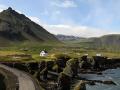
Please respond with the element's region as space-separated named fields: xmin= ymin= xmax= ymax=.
xmin=97 ymin=72 xmax=102 ymax=75
xmin=73 ymin=80 xmax=86 ymax=90
xmin=87 ymin=81 xmax=96 ymax=85
xmin=102 ymin=80 xmax=116 ymax=85
xmin=94 ymin=80 xmax=102 ymax=83
xmin=58 ymin=73 xmax=71 ymax=90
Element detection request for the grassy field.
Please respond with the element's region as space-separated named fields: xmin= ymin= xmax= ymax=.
xmin=0 ymin=42 xmax=120 ymax=62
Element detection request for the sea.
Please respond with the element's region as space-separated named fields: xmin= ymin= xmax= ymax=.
xmin=78 ymin=68 xmax=120 ymax=90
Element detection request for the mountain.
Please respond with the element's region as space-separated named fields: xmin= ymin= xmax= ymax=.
xmin=71 ymin=34 xmax=120 ymax=50
xmin=89 ymin=34 xmax=120 ymax=47
xmin=0 ymin=7 xmax=59 ymax=45
xmin=55 ymin=34 xmax=85 ymax=41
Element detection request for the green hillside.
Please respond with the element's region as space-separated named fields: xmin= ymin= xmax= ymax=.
xmin=63 ymin=34 xmax=120 ymax=51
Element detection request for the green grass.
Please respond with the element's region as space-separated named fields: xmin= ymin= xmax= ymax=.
xmin=0 ymin=42 xmax=120 ymax=62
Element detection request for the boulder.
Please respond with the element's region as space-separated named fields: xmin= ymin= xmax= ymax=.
xmin=74 ymin=80 xmax=86 ymax=90
xmin=86 ymin=81 xmax=96 ymax=85
xmin=102 ymin=80 xmax=116 ymax=85
xmin=58 ymin=73 xmax=71 ymax=90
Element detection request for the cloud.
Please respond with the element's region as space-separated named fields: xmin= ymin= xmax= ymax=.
xmin=0 ymin=5 xmax=7 ymax=12
xmin=28 ymin=16 xmax=120 ymax=37
xmin=79 ymin=0 xmax=114 ymax=26
xmin=51 ymin=0 xmax=77 ymax=8
xmin=16 ymin=10 xmax=22 ymax=14
xmin=29 ymin=16 xmax=42 ymax=25
xmin=44 ymin=24 xmax=114 ymax=37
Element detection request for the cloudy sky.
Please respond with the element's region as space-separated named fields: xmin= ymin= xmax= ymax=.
xmin=0 ymin=0 xmax=120 ymax=37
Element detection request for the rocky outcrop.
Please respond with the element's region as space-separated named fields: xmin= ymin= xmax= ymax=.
xmin=73 ymin=80 xmax=86 ymax=90
xmin=58 ymin=73 xmax=71 ymax=90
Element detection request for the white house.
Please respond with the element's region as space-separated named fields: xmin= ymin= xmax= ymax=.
xmin=96 ymin=53 xmax=102 ymax=56
xmin=40 ymin=50 xmax=48 ymax=57
xmin=84 ymin=54 xmax=88 ymax=56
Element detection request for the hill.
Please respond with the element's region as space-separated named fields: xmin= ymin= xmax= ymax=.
xmin=55 ymin=34 xmax=85 ymax=41
xmin=63 ymin=34 xmax=120 ymax=51
xmin=0 ymin=7 xmax=59 ymax=46
xmin=88 ymin=34 xmax=120 ymax=49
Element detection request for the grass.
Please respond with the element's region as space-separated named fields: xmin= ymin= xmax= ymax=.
xmin=0 ymin=42 xmax=120 ymax=62
xmin=0 ymin=51 xmax=23 ymax=56
xmin=0 ymin=42 xmax=59 ymax=62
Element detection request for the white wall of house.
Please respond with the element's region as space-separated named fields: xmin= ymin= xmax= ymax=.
xmin=40 ymin=51 xmax=48 ymax=56
xmin=96 ymin=53 xmax=102 ymax=56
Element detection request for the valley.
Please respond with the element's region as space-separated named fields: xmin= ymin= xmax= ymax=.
xmin=0 ymin=7 xmax=120 ymax=90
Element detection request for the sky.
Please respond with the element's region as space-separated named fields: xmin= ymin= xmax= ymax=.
xmin=0 ymin=0 xmax=120 ymax=37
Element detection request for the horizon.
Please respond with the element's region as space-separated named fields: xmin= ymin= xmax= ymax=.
xmin=0 ymin=0 xmax=120 ymax=37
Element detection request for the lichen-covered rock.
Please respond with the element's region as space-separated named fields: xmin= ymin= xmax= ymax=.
xmin=52 ymin=64 xmax=63 ymax=73
xmin=52 ymin=54 xmax=71 ymax=68
xmin=79 ymin=56 xmax=92 ymax=69
xmin=102 ymin=80 xmax=116 ymax=85
xmin=73 ymin=80 xmax=86 ymax=90
xmin=58 ymin=73 xmax=71 ymax=90
xmin=86 ymin=81 xmax=96 ymax=85
xmin=61 ymin=58 xmax=80 ymax=78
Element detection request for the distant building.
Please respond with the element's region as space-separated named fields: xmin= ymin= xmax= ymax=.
xmin=96 ymin=53 xmax=102 ymax=56
xmin=40 ymin=50 xmax=48 ymax=56
xmin=84 ymin=54 xmax=88 ymax=56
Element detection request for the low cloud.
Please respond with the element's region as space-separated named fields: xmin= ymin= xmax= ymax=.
xmin=51 ymin=0 xmax=77 ymax=8
xmin=43 ymin=24 xmax=114 ymax=37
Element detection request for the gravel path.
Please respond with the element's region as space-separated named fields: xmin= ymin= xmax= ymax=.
xmin=0 ymin=64 xmax=40 ymax=90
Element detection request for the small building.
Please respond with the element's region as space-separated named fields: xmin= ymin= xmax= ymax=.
xmin=96 ymin=53 xmax=102 ymax=56
xmin=84 ymin=54 xmax=88 ymax=56
xmin=40 ymin=50 xmax=48 ymax=57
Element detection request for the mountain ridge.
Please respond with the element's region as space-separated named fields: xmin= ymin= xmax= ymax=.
xmin=57 ymin=34 xmax=120 ymax=50
xmin=55 ymin=34 xmax=85 ymax=41
xmin=0 ymin=7 xmax=59 ymax=45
